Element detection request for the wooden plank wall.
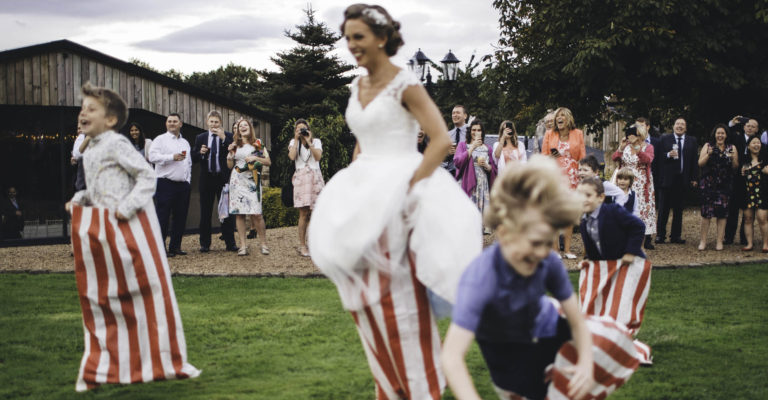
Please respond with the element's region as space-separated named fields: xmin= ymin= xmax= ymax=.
xmin=0 ymin=51 xmax=270 ymax=147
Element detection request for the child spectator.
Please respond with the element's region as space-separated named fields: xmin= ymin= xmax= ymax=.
xmin=67 ymin=82 xmax=199 ymax=391
xmin=576 ymin=176 xmax=653 ymax=364
xmin=577 ymin=155 xmax=624 ymax=203
xmin=615 ymin=167 xmax=640 ymax=218
xmin=441 ymin=156 xmax=639 ymax=400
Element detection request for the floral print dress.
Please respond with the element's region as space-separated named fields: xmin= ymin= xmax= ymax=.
xmin=743 ymin=161 xmax=765 ymax=210
xmin=556 ymin=140 xmax=579 ymax=189
xmin=471 ymin=145 xmax=491 ymax=215
xmin=699 ymin=144 xmax=734 ymax=218
xmin=228 ymin=143 xmax=263 ymax=215
xmin=620 ymin=145 xmax=657 ymax=234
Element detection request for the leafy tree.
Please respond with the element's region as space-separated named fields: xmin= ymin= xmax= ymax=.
xmin=493 ymin=0 xmax=768 ymax=134
xmin=261 ymin=6 xmax=355 ymax=187
xmin=185 ymin=64 xmax=268 ymax=114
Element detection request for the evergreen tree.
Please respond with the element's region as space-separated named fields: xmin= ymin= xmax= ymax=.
xmin=261 ymin=6 xmax=355 ymax=187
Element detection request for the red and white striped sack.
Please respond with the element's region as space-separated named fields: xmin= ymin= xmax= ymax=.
xmin=578 ymin=257 xmax=652 ymax=364
xmin=546 ymin=316 xmax=640 ymax=400
xmin=71 ymin=204 xmax=200 ymax=392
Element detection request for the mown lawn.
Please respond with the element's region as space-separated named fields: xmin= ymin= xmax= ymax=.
xmin=1 ymin=264 xmax=767 ymax=399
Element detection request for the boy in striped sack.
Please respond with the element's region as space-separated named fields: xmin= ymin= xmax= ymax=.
xmin=576 ymin=176 xmax=653 ymax=364
xmin=441 ymin=156 xmax=639 ymax=400
xmin=66 ymin=82 xmax=200 ymax=391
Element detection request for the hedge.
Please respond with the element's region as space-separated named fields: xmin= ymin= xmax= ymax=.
xmin=262 ymin=187 xmax=299 ymax=228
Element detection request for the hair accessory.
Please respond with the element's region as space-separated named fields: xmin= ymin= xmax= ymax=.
xmin=362 ymin=8 xmax=388 ymax=26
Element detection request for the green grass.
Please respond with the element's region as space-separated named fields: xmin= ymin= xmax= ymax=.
xmin=1 ymin=265 xmax=767 ymax=399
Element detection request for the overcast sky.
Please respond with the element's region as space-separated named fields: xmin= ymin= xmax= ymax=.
xmin=0 ymin=0 xmax=502 ymax=76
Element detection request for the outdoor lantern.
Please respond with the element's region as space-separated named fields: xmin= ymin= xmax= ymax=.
xmin=441 ymin=50 xmax=460 ymax=81
xmin=411 ymin=48 xmax=430 ymax=81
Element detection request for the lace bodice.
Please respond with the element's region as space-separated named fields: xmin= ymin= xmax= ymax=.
xmin=345 ymin=69 xmax=422 ymax=156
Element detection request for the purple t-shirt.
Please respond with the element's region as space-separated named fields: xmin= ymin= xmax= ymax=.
xmin=452 ymin=243 xmax=573 ymax=343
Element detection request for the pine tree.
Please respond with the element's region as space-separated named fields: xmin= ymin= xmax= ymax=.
xmin=262 ymin=6 xmax=355 ymax=188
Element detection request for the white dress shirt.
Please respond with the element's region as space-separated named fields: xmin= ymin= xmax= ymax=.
xmin=72 ymin=134 xmax=86 ymax=159
xmin=148 ymin=132 xmax=192 ymax=183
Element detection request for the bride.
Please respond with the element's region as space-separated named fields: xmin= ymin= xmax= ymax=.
xmin=308 ymin=4 xmax=482 ymax=399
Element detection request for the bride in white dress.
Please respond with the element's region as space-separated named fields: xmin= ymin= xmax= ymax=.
xmin=308 ymin=4 xmax=482 ymax=399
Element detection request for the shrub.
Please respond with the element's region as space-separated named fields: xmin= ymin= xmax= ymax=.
xmin=262 ymin=187 xmax=298 ymax=228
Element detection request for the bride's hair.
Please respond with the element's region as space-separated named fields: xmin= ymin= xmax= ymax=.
xmin=484 ymin=155 xmax=582 ymax=233
xmin=341 ymin=4 xmax=404 ymax=56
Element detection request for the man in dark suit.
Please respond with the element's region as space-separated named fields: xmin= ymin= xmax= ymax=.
xmin=191 ymin=110 xmax=236 ymax=252
xmin=724 ymin=116 xmax=758 ymax=245
xmin=578 ymin=177 xmax=646 ymax=262
xmin=441 ymin=105 xmax=468 ymax=178
xmin=1 ymin=186 xmax=23 ymax=239
xmin=656 ymin=118 xmax=699 ymax=244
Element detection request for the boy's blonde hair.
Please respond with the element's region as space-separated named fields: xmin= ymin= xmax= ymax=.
xmin=81 ymin=82 xmax=128 ymax=131
xmin=616 ymin=167 xmax=636 ymax=186
xmin=485 ymin=155 xmax=582 ymax=233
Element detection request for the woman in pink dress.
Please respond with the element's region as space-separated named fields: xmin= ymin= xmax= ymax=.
xmin=541 ymin=107 xmax=585 ymax=258
xmin=612 ymin=124 xmax=657 ymax=249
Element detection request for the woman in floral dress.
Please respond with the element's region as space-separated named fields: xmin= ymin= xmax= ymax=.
xmin=739 ymin=135 xmax=768 ymax=252
xmin=612 ymin=124 xmax=657 ymax=249
xmin=541 ymin=107 xmax=585 ymax=258
xmin=227 ymin=118 xmax=271 ymax=256
xmin=696 ymin=124 xmax=738 ymax=250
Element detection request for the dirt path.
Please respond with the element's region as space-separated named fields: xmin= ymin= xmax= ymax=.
xmin=2 ymin=208 xmax=766 ymax=275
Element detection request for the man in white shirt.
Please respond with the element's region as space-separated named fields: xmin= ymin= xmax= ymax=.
xmin=148 ymin=113 xmax=192 ymax=257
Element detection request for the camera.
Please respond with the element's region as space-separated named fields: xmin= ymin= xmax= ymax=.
xmin=504 ymin=122 xmax=515 ymax=130
xmin=300 ymin=128 xmax=309 ymax=136
xmin=738 ymin=116 xmax=750 ymax=124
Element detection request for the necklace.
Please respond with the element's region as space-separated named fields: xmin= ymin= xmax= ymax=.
xmin=298 ymin=144 xmax=311 ymax=164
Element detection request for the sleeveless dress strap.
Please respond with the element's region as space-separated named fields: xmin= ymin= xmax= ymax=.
xmin=391 ymin=70 xmax=422 ymax=102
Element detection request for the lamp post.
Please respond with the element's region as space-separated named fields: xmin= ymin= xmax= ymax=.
xmin=407 ymin=48 xmax=461 ymax=83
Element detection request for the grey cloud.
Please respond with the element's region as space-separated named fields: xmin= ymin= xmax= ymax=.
xmin=134 ymin=15 xmax=286 ymax=53
xmin=0 ymin=0 xmax=233 ymax=19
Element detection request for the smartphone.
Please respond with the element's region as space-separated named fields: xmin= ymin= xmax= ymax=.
xmin=550 ymin=148 xmax=558 ymax=155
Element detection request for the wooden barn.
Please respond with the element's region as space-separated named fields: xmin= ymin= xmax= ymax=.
xmin=0 ymin=40 xmax=272 ymax=245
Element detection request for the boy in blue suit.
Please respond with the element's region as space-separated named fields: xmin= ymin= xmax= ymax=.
xmin=577 ymin=176 xmax=646 ymax=263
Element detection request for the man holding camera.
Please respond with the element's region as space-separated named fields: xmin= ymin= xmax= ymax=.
xmin=192 ymin=110 xmax=236 ymax=253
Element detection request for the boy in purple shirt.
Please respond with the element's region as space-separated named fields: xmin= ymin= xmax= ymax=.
xmin=441 ymin=156 xmax=639 ymax=400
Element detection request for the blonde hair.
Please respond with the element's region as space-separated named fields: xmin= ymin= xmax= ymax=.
xmin=616 ymin=167 xmax=636 ymax=185
xmin=553 ymin=107 xmax=576 ymax=132
xmin=634 ymin=123 xmax=648 ymax=142
xmin=485 ymin=155 xmax=582 ymax=233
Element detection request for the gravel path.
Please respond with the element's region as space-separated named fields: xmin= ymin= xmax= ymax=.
xmin=2 ymin=207 xmax=767 ymax=275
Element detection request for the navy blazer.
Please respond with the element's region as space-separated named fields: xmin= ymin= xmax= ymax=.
xmin=580 ymin=203 xmax=646 ymax=261
xmin=191 ymin=130 xmax=234 ymax=179
xmin=658 ymin=133 xmax=699 ymax=187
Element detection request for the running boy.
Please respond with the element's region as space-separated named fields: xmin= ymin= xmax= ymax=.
xmin=441 ymin=156 xmax=638 ymax=400
xmin=67 ymin=82 xmax=199 ymax=391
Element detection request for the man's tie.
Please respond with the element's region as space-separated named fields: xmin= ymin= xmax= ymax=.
xmin=677 ymin=136 xmax=683 ymax=172
xmin=210 ymin=134 xmax=218 ymax=173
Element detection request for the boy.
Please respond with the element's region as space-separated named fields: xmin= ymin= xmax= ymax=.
xmin=67 ymin=82 xmax=199 ymax=391
xmin=576 ymin=176 xmax=653 ymax=364
xmin=577 ymin=155 xmax=624 ymax=203
xmin=615 ymin=167 xmax=640 ymax=218
xmin=442 ymin=157 xmax=639 ymax=400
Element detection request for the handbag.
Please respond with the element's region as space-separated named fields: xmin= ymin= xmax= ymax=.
xmin=218 ymin=184 xmax=229 ymax=222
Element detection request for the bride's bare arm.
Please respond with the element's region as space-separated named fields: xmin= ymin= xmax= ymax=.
xmin=401 ymin=84 xmax=450 ymax=187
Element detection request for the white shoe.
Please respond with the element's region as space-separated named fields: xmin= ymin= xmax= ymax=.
xmin=261 ymin=246 xmax=270 ymax=255
xmin=238 ymin=246 xmax=248 ymax=256
xmin=563 ymin=252 xmax=577 ymax=259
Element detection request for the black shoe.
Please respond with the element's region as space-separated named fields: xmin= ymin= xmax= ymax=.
xmin=655 ymin=236 xmax=665 ymax=244
xmin=219 ymin=234 xmax=225 ymax=241
xmin=199 ymin=247 xmax=210 ymax=253
xmin=247 ymin=229 xmax=258 ymax=239
xmin=670 ymin=238 xmax=686 ymax=244
xmin=170 ymin=249 xmax=188 ymax=256
xmin=167 ymin=249 xmax=177 ymax=257
xmin=644 ymin=235 xmax=655 ymax=250
xmin=723 ymin=239 xmax=734 ymax=245
xmin=226 ymin=245 xmax=239 ymax=252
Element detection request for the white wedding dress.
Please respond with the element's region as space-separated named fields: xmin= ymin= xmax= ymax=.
xmin=308 ymin=69 xmax=482 ymax=399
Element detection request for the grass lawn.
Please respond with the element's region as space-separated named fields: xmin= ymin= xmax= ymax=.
xmin=1 ymin=264 xmax=767 ymax=399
